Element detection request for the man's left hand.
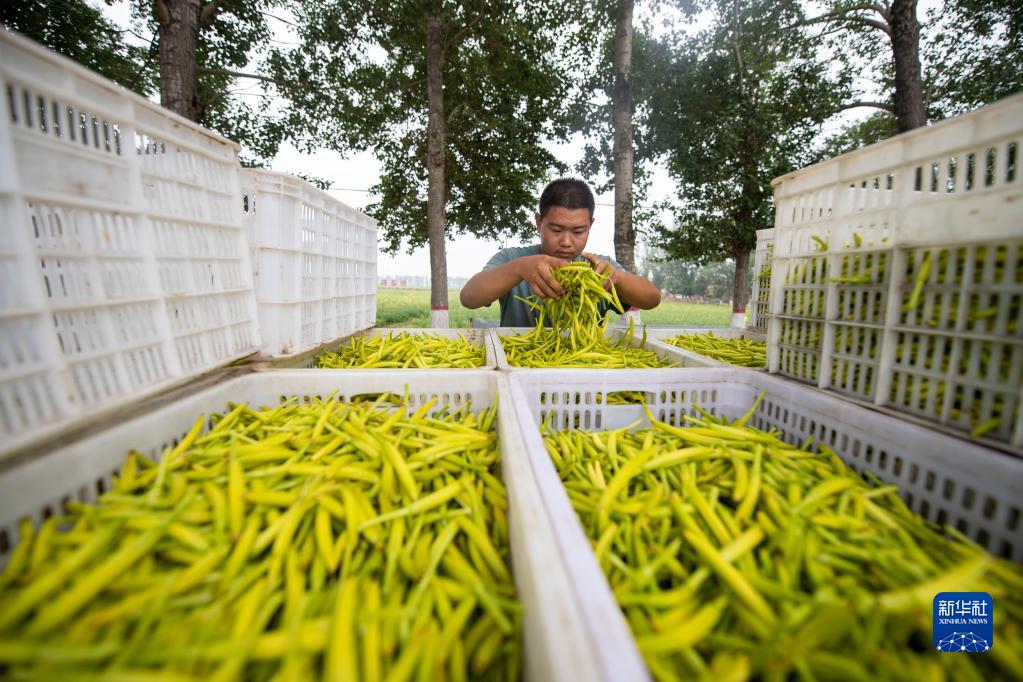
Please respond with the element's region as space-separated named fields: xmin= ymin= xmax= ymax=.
xmin=582 ymin=252 xmax=619 ymax=291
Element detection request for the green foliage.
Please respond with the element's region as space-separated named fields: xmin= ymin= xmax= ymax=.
xmin=271 ymin=1 xmax=594 ymax=255
xmin=4 ymin=0 xmax=291 ymax=164
xmin=0 ymin=0 xmax=156 ymax=96
xmin=819 ymin=111 xmax=898 ymax=158
xmin=816 ymin=0 xmax=1021 ymax=156
xmin=129 ymin=0 xmax=289 ymax=162
xmin=925 ymin=0 xmax=1023 ymax=118
xmin=813 ymin=1 xmax=894 ymax=109
xmin=640 ymin=251 xmax=746 ymax=299
xmin=641 ymin=0 xmax=847 ymax=264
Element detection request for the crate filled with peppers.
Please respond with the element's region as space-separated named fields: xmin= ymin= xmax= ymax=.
xmin=508 ymin=368 xmax=1023 ymax=681
xmin=263 ymin=328 xmax=496 ymax=370
xmin=631 ymin=328 xmax=768 ymax=369
xmin=0 ymin=371 xmax=599 ymax=681
xmin=767 ymin=92 xmax=1023 ymax=446
xmin=884 ymin=241 xmax=1022 ymax=444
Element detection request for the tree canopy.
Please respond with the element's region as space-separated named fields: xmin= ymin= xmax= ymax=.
xmin=925 ymin=0 xmax=1023 ymax=117
xmin=271 ymin=0 xmax=594 ymax=255
xmin=0 ymin=0 xmax=155 ymax=96
xmin=639 ymin=0 xmax=846 ymax=312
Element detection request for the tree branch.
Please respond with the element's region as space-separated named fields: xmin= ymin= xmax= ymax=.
xmin=261 ymin=11 xmax=299 ymax=28
xmin=200 ymin=0 xmax=230 ymax=28
xmin=129 ymin=37 xmax=159 ymax=91
xmin=446 ymin=102 xmax=466 ymax=125
xmin=445 ymin=1 xmax=486 ymax=54
xmin=200 ymin=67 xmax=280 ymax=85
xmin=852 ymin=16 xmax=892 ymax=35
xmin=806 ymin=2 xmax=888 ymax=20
xmin=835 ymin=100 xmax=895 ymax=113
xmin=788 ymin=4 xmax=892 ymax=36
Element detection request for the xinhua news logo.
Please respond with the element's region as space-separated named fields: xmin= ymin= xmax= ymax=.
xmin=933 ymin=592 xmax=994 ymax=653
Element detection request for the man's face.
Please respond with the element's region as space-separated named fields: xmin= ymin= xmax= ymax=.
xmin=536 ymin=206 xmax=592 ymax=260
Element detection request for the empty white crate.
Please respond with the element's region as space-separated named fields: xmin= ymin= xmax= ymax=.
xmin=768 ymin=92 xmax=1023 ymax=446
xmin=0 ymin=370 xmax=604 ymax=682
xmin=267 ymin=327 xmax=498 ymax=369
xmin=241 ymin=169 xmax=377 ymax=356
xmin=0 ymin=29 xmax=260 ymax=456
xmin=506 ymin=367 xmax=1023 ymax=679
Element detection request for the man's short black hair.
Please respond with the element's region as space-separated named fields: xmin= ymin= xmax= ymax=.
xmin=538 ymin=178 xmax=595 ymax=220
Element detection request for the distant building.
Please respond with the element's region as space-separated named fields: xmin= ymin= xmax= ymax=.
xmin=378 ymin=275 xmax=470 ymax=288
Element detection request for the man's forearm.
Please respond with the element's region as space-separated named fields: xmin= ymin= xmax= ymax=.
xmin=459 ymin=261 xmax=522 ymax=309
xmin=614 ymin=271 xmax=661 ymax=310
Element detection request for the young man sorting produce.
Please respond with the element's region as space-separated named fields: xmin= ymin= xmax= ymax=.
xmin=460 ymin=178 xmax=661 ymax=326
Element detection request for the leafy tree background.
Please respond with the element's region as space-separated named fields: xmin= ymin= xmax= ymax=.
xmin=0 ymin=0 xmax=156 ymax=95
xmin=2 ymin=0 xmax=1021 ymax=305
xmin=639 ymin=0 xmax=846 ymax=312
xmin=269 ymin=0 xmax=596 ymax=322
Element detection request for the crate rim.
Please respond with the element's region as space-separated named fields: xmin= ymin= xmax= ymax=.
xmin=1 ymin=27 xmax=239 ymax=152
xmin=259 ymin=327 xmax=499 ymax=370
xmin=770 ymin=91 xmax=1023 ymax=192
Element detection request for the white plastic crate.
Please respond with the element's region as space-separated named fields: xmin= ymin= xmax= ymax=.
xmin=240 ymin=169 xmax=377 ymax=356
xmin=0 ymin=370 xmax=604 ymax=682
xmin=266 ymin=327 xmax=497 ymax=369
xmin=505 ymin=367 xmax=1023 ymax=679
xmin=491 ymin=326 xmax=682 ymax=370
xmin=747 ymin=228 xmax=774 ymax=332
xmin=768 ymin=93 xmax=1023 ymax=445
xmin=0 ymin=29 xmax=260 ymax=456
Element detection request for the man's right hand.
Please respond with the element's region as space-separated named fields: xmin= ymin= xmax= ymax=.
xmin=515 ymin=255 xmax=570 ymax=299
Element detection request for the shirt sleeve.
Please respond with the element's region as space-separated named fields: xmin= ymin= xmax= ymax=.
xmin=483 ymin=249 xmax=511 ymax=271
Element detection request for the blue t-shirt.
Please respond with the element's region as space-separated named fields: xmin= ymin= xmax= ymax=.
xmin=483 ymin=245 xmax=627 ymax=327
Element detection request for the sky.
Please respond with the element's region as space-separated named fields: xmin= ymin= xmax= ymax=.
xmin=97 ymin=0 xmax=940 ymax=278
xmin=270 ymin=140 xmax=667 ymax=278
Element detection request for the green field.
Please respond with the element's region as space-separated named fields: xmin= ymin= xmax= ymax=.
xmin=375 ymin=288 xmax=733 ymax=327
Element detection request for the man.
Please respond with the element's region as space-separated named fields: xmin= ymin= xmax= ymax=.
xmin=460 ymin=178 xmax=660 ymax=326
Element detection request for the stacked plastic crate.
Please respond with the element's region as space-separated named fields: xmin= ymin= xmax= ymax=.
xmin=747 ymin=228 xmax=773 ymax=333
xmin=0 ymin=29 xmax=259 ymax=456
xmin=768 ymin=92 xmax=1023 ymax=446
xmin=241 ymin=169 xmax=378 ymax=356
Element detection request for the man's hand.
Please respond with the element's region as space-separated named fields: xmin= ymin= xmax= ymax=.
xmin=583 ymin=252 xmax=618 ymax=291
xmin=515 ymin=254 xmax=570 ymax=299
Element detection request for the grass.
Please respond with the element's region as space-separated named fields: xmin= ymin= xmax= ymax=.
xmin=375 ymin=288 xmax=733 ymax=328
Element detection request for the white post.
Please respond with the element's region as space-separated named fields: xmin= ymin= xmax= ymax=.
xmin=430 ymin=307 xmax=449 ymax=328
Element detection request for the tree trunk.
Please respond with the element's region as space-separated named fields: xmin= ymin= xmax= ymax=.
xmin=611 ymin=0 xmax=636 ymax=274
xmin=425 ymin=16 xmax=449 ymax=328
xmin=889 ymin=0 xmax=926 ymax=132
xmin=156 ymin=0 xmax=203 ymax=122
xmin=730 ymin=248 xmax=749 ymax=328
